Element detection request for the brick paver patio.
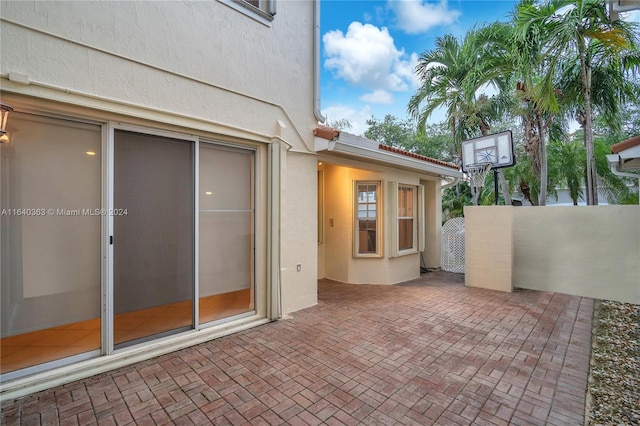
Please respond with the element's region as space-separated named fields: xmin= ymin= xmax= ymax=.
xmin=1 ymin=272 xmax=593 ymax=425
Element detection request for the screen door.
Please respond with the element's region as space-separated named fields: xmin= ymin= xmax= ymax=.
xmin=113 ymin=129 xmax=194 ymax=348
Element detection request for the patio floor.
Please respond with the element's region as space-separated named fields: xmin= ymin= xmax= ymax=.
xmin=1 ymin=272 xmax=593 ymax=425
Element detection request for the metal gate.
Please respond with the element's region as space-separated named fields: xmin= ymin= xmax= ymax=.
xmin=441 ymin=217 xmax=465 ymax=273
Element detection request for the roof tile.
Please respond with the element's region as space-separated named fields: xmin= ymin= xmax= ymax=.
xmin=313 ymin=126 xmax=340 ymax=141
xmin=611 ymin=135 xmax=640 ymax=153
xmin=378 ymin=144 xmax=460 ymax=170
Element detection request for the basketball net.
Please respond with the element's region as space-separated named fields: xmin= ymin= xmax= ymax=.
xmin=466 ymin=162 xmax=492 ymax=205
xmin=466 ymin=162 xmax=492 ymax=190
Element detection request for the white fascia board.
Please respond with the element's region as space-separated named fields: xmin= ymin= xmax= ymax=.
xmin=610 ymin=148 xmax=640 ymax=171
xmin=325 ymin=139 xmax=462 ymax=178
xmin=619 ymin=144 xmax=640 ymax=160
xmin=313 ymin=136 xmax=336 ymax=152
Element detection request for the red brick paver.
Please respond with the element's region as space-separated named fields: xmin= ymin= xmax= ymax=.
xmin=1 ymin=272 xmax=593 ymax=425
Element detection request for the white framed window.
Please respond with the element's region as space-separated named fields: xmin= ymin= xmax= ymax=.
xmin=398 ymin=185 xmax=416 ymax=251
xmin=354 ymin=181 xmax=382 ymax=257
xmin=390 ymin=182 xmax=425 ymax=256
xmin=220 ymin=0 xmax=276 ymax=26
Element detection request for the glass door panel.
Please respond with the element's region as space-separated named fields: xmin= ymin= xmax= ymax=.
xmin=0 ymin=113 xmax=101 ymax=374
xmin=199 ymin=143 xmax=254 ymax=323
xmin=113 ymin=130 xmax=194 ymax=348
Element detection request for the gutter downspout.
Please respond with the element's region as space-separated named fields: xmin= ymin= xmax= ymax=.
xmin=313 ymin=0 xmax=325 ymax=123
xmin=441 ymin=176 xmax=459 ymax=190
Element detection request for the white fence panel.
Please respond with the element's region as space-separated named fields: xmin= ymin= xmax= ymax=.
xmin=441 ymin=217 xmax=465 ymax=273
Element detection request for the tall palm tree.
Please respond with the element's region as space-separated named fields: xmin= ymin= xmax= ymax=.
xmin=515 ymin=0 xmax=640 ymax=204
xmin=470 ymin=15 xmax=557 ymax=206
xmin=408 ymin=28 xmax=512 ymax=205
xmin=408 ymin=33 xmax=470 ymax=160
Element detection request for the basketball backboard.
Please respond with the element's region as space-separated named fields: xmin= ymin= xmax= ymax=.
xmin=461 ymin=130 xmax=515 ymax=172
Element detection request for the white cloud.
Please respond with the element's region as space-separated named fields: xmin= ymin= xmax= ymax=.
xmin=388 ymin=0 xmax=461 ymax=34
xmin=360 ymin=90 xmax=394 ymax=104
xmin=323 ymin=22 xmax=416 ymax=93
xmin=393 ymin=52 xmax=420 ymax=90
xmin=322 ymin=104 xmax=373 ymax=136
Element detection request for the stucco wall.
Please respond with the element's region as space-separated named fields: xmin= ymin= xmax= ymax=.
xmin=464 ymin=206 xmax=513 ymax=292
xmin=422 ymin=179 xmax=442 ymax=268
xmin=513 ymin=206 xmax=639 ymax=304
xmin=0 ymin=0 xmax=316 ymax=152
xmin=321 ymin=163 xmax=438 ymax=285
xmin=1 ymin=1 xmax=320 ymax=315
xmin=465 ymin=206 xmax=640 ymax=304
xmin=280 ymin=152 xmax=318 ymax=314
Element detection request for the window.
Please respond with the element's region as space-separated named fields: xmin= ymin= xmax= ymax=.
xmin=390 ymin=182 xmax=425 ymax=256
xmin=220 ymin=0 xmax=276 ymax=26
xmin=242 ymin=0 xmax=275 ymax=14
xmin=354 ymin=181 xmax=381 ymax=256
xmin=398 ymin=185 xmax=416 ymax=251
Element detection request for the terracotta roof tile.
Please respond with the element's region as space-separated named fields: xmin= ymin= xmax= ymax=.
xmin=611 ymin=135 xmax=640 ymax=154
xmin=313 ymin=126 xmax=340 ymax=141
xmin=378 ymin=144 xmax=460 ymax=170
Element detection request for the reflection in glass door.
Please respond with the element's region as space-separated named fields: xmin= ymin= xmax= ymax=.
xmin=0 ymin=113 xmax=102 ymax=375
xmin=113 ymin=129 xmax=194 ymax=348
xmin=199 ymin=143 xmax=254 ymax=323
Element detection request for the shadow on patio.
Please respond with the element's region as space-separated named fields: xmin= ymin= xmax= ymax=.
xmin=1 ymin=271 xmax=592 ymax=425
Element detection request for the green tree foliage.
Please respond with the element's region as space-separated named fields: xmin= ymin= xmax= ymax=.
xmin=364 ymin=115 xmax=412 ymax=148
xmin=594 ymin=101 xmax=640 ymax=143
xmin=364 ymin=115 xmax=457 ymax=162
xmin=408 ymin=26 xmax=514 ymax=204
xmin=515 ymin=0 xmax=640 ymax=204
xmin=442 ymin=181 xmax=472 ymax=222
xmin=547 ymin=138 xmax=585 ymax=204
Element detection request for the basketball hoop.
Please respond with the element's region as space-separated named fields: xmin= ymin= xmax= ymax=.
xmin=461 ymin=131 xmax=515 ymax=205
xmin=466 ymin=162 xmax=492 ymax=190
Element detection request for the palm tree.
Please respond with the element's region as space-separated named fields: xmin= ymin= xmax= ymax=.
xmin=408 ymin=33 xmax=470 ymax=160
xmin=468 ymin=17 xmax=556 ymax=206
xmin=547 ymin=138 xmax=585 ymax=205
xmin=515 ymin=0 xmax=640 ymax=205
xmin=408 ymin=28 xmax=512 ymax=205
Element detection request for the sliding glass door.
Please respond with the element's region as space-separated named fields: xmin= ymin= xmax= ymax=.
xmin=113 ymin=129 xmax=194 ymax=348
xmin=199 ymin=143 xmax=255 ymax=323
xmin=1 ymin=117 xmax=259 ymax=378
xmin=0 ymin=113 xmax=102 ymax=375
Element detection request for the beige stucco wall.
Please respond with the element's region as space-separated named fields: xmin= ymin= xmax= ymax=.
xmin=280 ymin=152 xmax=318 ymax=314
xmin=422 ymin=179 xmax=442 ymax=268
xmin=320 ymin=162 xmax=440 ymax=285
xmin=0 ymin=0 xmax=319 ymax=314
xmin=513 ymin=206 xmax=639 ymax=304
xmin=464 ymin=206 xmax=640 ymax=304
xmin=0 ymin=0 xmax=315 ymax=152
xmin=464 ymin=206 xmax=513 ymax=292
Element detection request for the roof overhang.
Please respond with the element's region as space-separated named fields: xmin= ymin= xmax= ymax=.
xmin=610 ymin=135 xmax=640 ymax=171
xmin=314 ymin=132 xmax=462 ymax=179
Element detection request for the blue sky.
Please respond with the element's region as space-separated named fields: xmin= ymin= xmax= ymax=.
xmin=319 ymin=0 xmax=640 ymax=135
